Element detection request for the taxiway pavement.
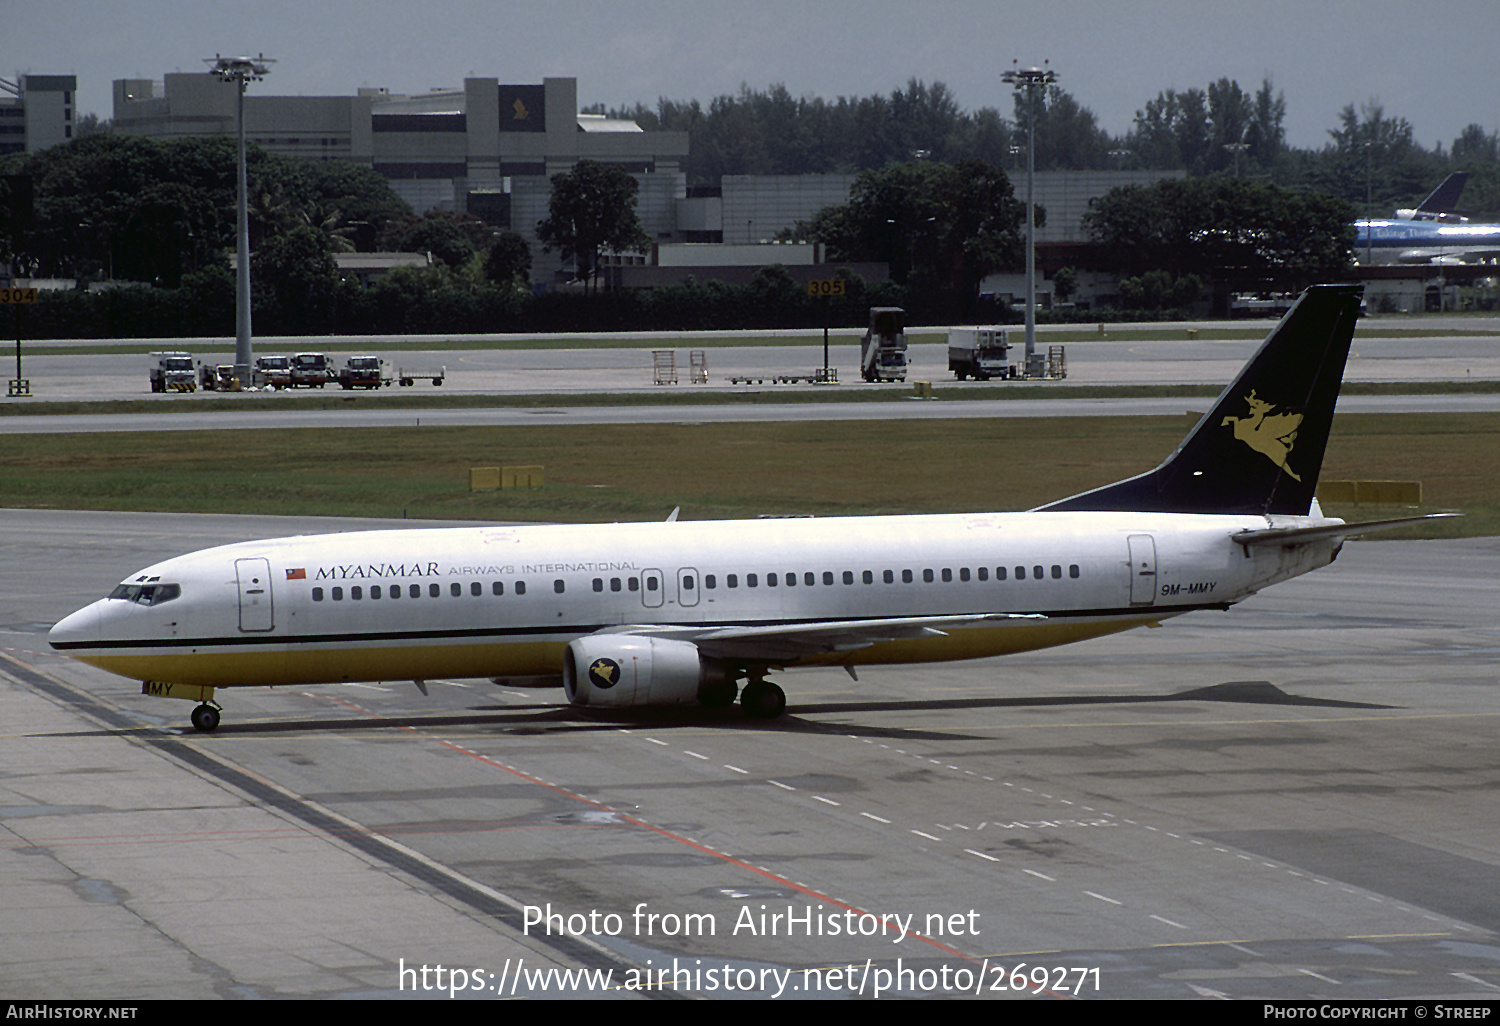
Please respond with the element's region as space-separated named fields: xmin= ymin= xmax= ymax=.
xmin=4 ymin=509 xmax=1500 ymax=1000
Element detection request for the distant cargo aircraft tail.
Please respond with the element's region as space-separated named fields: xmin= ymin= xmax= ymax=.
xmin=1037 ymin=283 xmax=1363 ymax=517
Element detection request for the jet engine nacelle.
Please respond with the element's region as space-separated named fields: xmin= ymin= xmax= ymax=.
xmin=563 ymin=635 xmax=731 ymax=708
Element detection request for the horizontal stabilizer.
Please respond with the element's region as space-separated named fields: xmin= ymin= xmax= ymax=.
xmin=1233 ymin=513 xmax=1459 ymax=549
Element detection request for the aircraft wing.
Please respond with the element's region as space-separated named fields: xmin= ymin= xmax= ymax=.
xmin=1395 ymin=245 xmax=1500 ymax=265
xmin=593 ymin=613 xmax=1044 ymax=663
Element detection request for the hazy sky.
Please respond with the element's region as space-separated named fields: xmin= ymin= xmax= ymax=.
xmin=7 ymin=0 xmax=1498 ymax=152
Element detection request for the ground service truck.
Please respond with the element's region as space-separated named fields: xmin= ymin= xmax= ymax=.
xmin=860 ymin=307 xmax=908 ymax=382
xmin=148 ymin=352 xmax=196 ymax=392
xmin=289 ymin=352 xmax=333 ymax=388
xmin=336 ymin=356 xmax=389 ymax=389
xmin=948 ymin=327 xmax=1016 ymax=380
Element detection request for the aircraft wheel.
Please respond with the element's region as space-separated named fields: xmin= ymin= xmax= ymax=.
xmin=190 ymin=704 xmax=220 ymax=733
xmin=740 ymin=681 xmax=785 ymax=719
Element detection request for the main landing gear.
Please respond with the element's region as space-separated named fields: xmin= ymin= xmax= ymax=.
xmin=738 ymin=673 xmax=786 ymax=719
xmin=695 ymin=671 xmax=787 ymax=718
xmin=190 ymin=702 xmax=221 ymax=733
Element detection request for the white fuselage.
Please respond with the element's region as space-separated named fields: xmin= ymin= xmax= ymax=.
xmin=49 ymin=510 xmax=1341 ymax=690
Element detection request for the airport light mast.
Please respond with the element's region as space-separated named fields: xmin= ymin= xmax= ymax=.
xmin=1002 ymin=61 xmax=1055 ymax=373
xmin=206 ymin=54 xmax=274 ymax=389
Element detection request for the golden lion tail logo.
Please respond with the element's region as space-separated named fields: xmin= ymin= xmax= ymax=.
xmin=1220 ymin=390 xmax=1303 ymax=481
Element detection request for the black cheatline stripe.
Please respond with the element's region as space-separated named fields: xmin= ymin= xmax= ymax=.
xmin=52 ymin=602 xmax=1230 ymax=655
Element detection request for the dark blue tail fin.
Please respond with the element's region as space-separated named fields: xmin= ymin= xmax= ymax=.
xmin=1412 ymin=171 xmax=1470 ymax=220
xmin=1038 ymin=283 xmax=1362 ymax=516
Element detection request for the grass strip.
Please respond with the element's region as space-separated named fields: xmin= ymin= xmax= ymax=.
xmin=2 ymin=413 xmax=1491 ymax=538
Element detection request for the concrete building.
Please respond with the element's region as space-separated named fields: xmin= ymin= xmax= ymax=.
xmin=108 ymin=70 xmax=1179 ymax=293
xmin=113 ymin=74 xmax=688 ymax=283
xmin=0 ymin=74 xmax=77 ymax=156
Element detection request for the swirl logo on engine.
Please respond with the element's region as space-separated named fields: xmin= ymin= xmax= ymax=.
xmin=588 ymin=657 xmax=622 ymax=689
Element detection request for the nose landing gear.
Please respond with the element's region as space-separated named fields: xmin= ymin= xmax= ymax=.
xmin=141 ymin=682 xmax=223 ymax=733
xmin=190 ymin=702 xmax=222 ymax=733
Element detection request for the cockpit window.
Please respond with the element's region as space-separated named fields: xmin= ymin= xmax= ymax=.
xmin=107 ymin=583 xmax=182 ymax=606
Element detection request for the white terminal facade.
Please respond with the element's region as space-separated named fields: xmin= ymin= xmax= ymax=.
xmin=1 ymin=74 xmax=78 ymax=156
xmin=109 ymin=72 xmax=1171 ymax=294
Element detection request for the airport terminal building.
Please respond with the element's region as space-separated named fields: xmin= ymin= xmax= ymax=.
xmin=113 ymin=74 xmax=690 ymax=282
xmin=108 ymin=71 xmax=1175 ymax=294
xmin=1 ymin=74 xmax=77 ymax=156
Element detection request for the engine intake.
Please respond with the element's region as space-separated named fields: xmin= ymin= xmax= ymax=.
xmin=563 ymin=635 xmax=730 ymax=708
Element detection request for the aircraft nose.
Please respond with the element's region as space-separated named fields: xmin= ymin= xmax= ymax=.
xmin=49 ymin=603 xmax=101 ymax=651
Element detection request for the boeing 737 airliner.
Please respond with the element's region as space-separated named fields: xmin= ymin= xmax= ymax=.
xmin=50 ymin=284 xmax=1444 ymax=731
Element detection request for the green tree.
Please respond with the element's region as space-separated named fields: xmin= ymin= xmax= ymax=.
xmin=1020 ymin=86 xmax=1113 ymax=170
xmin=396 ymin=212 xmax=483 ymax=269
xmin=1052 ymin=266 xmax=1079 ymax=304
xmin=252 ymin=224 xmax=341 ymax=333
xmin=1 ymin=134 xmax=409 ymax=283
xmin=535 ymin=160 xmax=650 ymax=293
xmin=1244 ymin=79 xmax=1288 ymax=170
xmin=483 ymin=230 xmax=533 ymax=289
xmin=1315 ymin=101 xmax=1444 ymax=210
xmin=801 ymin=158 xmax=1024 ymax=312
xmin=1084 ymin=177 xmax=1355 ymax=309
